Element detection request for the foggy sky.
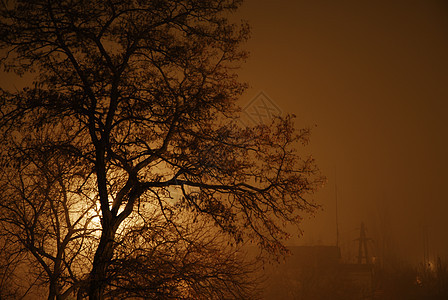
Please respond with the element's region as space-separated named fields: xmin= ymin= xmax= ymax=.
xmin=237 ymin=0 xmax=448 ymax=263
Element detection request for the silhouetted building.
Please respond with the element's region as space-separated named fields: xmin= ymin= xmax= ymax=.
xmin=262 ymin=246 xmax=374 ymax=300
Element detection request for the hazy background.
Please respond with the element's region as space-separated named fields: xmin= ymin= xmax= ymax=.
xmin=236 ymin=0 xmax=448 ymax=263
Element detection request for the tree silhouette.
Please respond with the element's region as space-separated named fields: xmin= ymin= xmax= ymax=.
xmin=0 ymin=0 xmax=324 ymax=299
xmin=0 ymin=129 xmax=100 ymax=299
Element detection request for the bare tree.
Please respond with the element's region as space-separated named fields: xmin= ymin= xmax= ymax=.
xmin=0 ymin=130 xmax=99 ymax=299
xmin=0 ymin=0 xmax=324 ymax=299
xmin=0 ymin=137 xmax=262 ymax=299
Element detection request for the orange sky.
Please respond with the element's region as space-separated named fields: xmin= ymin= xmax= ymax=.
xmin=237 ymin=0 xmax=448 ymax=263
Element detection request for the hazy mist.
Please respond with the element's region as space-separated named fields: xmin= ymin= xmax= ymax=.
xmin=237 ymin=0 xmax=448 ymax=264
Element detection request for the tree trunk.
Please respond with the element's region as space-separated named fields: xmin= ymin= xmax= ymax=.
xmin=88 ymin=222 xmax=117 ymax=300
xmin=48 ymin=272 xmax=60 ymax=300
xmin=47 ymin=286 xmax=56 ymax=300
